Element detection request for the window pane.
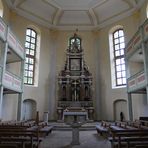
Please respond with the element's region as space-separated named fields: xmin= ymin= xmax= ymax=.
xmin=71 ymin=39 xmax=75 ymax=44
xmin=30 ymin=50 xmax=34 ymax=56
xmin=26 ymin=49 xmax=29 ymax=54
xmin=32 ymin=31 xmax=36 ymax=38
xmin=121 ymin=58 xmax=125 ymax=64
xmin=115 ymin=39 xmax=119 ymax=44
xmin=122 ymin=71 xmax=126 ymax=77
xmin=28 ymin=71 xmax=32 ymax=77
xmin=25 ymin=57 xmax=29 ymax=63
xmin=115 ymin=50 xmax=120 ymax=56
xmin=119 ymin=30 xmax=123 ymax=37
xmin=26 ymin=36 xmax=30 ymax=42
xmin=29 ymin=65 xmax=33 ymax=71
xmin=76 ymin=39 xmax=80 ymax=45
xmin=116 ymin=59 xmax=120 ymax=65
xmin=122 ymin=78 xmax=126 ymax=84
xmin=115 ymin=45 xmax=119 ymax=50
xmin=120 ymin=43 xmax=125 ymax=48
xmin=30 ymin=58 xmax=34 ymax=64
xmin=117 ymin=79 xmax=122 ymax=85
xmin=24 ymin=71 xmax=27 ymax=76
xmin=26 ymin=29 xmax=31 ymax=35
xmin=24 ymin=77 xmax=27 ymax=83
xmin=120 ymin=37 xmax=124 ymax=43
xmin=116 ymin=65 xmax=121 ymax=71
xmin=120 ymin=49 xmax=124 ymax=55
xmin=25 ymin=42 xmax=30 ymax=48
xmin=31 ymin=44 xmax=35 ymax=49
xmin=31 ymin=38 xmax=35 ymax=43
xmin=117 ymin=72 xmax=121 ymax=78
xmin=114 ymin=32 xmax=118 ymax=38
xmin=28 ymin=78 xmax=32 ymax=84
xmin=122 ymin=65 xmax=125 ymax=70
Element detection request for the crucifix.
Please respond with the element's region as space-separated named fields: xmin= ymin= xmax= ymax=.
xmin=73 ymin=80 xmax=79 ymax=101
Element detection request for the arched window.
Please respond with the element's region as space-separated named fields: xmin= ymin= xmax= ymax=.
xmin=109 ymin=27 xmax=126 ymax=87
xmin=24 ymin=28 xmax=37 ymax=85
xmin=69 ymin=35 xmax=81 ymax=48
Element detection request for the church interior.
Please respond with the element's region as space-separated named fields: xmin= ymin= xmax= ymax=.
xmin=0 ymin=0 xmax=148 ymax=147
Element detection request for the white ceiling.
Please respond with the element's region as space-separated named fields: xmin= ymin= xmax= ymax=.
xmin=5 ymin=0 xmax=145 ymax=30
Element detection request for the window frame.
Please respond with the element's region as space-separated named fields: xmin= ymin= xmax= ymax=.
xmin=24 ymin=28 xmax=37 ymax=85
xmin=69 ymin=36 xmax=81 ymax=48
xmin=112 ymin=29 xmax=126 ymax=86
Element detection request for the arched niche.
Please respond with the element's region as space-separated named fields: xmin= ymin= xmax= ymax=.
xmin=23 ymin=99 xmax=37 ymax=120
xmin=113 ymin=99 xmax=128 ymax=121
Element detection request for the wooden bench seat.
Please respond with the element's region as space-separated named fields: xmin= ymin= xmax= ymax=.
xmin=27 ymin=125 xmax=53 ymax=136
xmin=108 ymin=137 xmax=148 ymax=148
xmin=109 ymin=125 xmax=148 ymax=148
xmin=96 ymin=121 xmax=111 ymax=136
xmin=40 ymin=125 xmax=53 ymax=135
xmin=0 ymin=129 xmax=43 ymax=148
xmin=0 ymin=120 xmax=53 ymax=148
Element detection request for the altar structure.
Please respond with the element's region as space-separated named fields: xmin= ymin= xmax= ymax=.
xmin=57 ymin=33 xmax=94 ymax=121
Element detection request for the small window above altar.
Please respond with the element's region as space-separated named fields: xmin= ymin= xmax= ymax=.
xmin=69 ymin=33 xmax=82 ymax=53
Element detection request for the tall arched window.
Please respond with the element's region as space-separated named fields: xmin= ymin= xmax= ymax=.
xmin=24 ymin=28 xmax=37 ymax=85
xmin=113 ymin=29 xmax=126 ymax=86
xmin=109 ymin=27 xmax=126 ymax=87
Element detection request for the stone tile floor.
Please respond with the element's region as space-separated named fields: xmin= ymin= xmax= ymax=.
xmin=40 ymin=130 xmax=111 ymax=148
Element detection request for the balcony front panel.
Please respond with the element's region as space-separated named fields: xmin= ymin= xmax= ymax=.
xmin=126 ymin=29 xmax=142 ymax=58
xmin=127 ymin=71 xmax=146 ymax=92
xmin=3 ymin=71 xmax=22 ymax=93
xmin=7 ymin=29 xmax=25 ymax=59
xmin=17 ymin=41 xmax=25 ymax=59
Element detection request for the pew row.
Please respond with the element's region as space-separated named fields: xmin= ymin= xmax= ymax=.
xmin=0 ymin=120 xmax=54 ymax=148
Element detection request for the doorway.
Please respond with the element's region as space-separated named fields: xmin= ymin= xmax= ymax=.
xmin=23 ymin=99 xmax=37 ymax=120
xmin=113 ymin=99 xmax=127 ymax=121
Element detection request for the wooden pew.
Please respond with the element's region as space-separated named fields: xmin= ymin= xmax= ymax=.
xmin=109 ymin=125 xmax=148 ymax=148
xmin=0 ymin=129 xmax=43 ymax=148
xmin=96 ymin=121 xmax=111 ymax=136
xmin=0 ymin=114 xmax=53 ymax=147
xmin=0 ymin=121 xmax=50 ymax=148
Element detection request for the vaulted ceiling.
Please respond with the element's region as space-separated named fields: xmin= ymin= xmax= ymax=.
xmin=6 ymin=0 xmax=145 ymax=30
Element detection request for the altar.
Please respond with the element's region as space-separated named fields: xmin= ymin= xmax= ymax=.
xmin=63 ymin=108 xmax=88 ymax=123
xmin=57 ymin=33 xmax=94 ymax=121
